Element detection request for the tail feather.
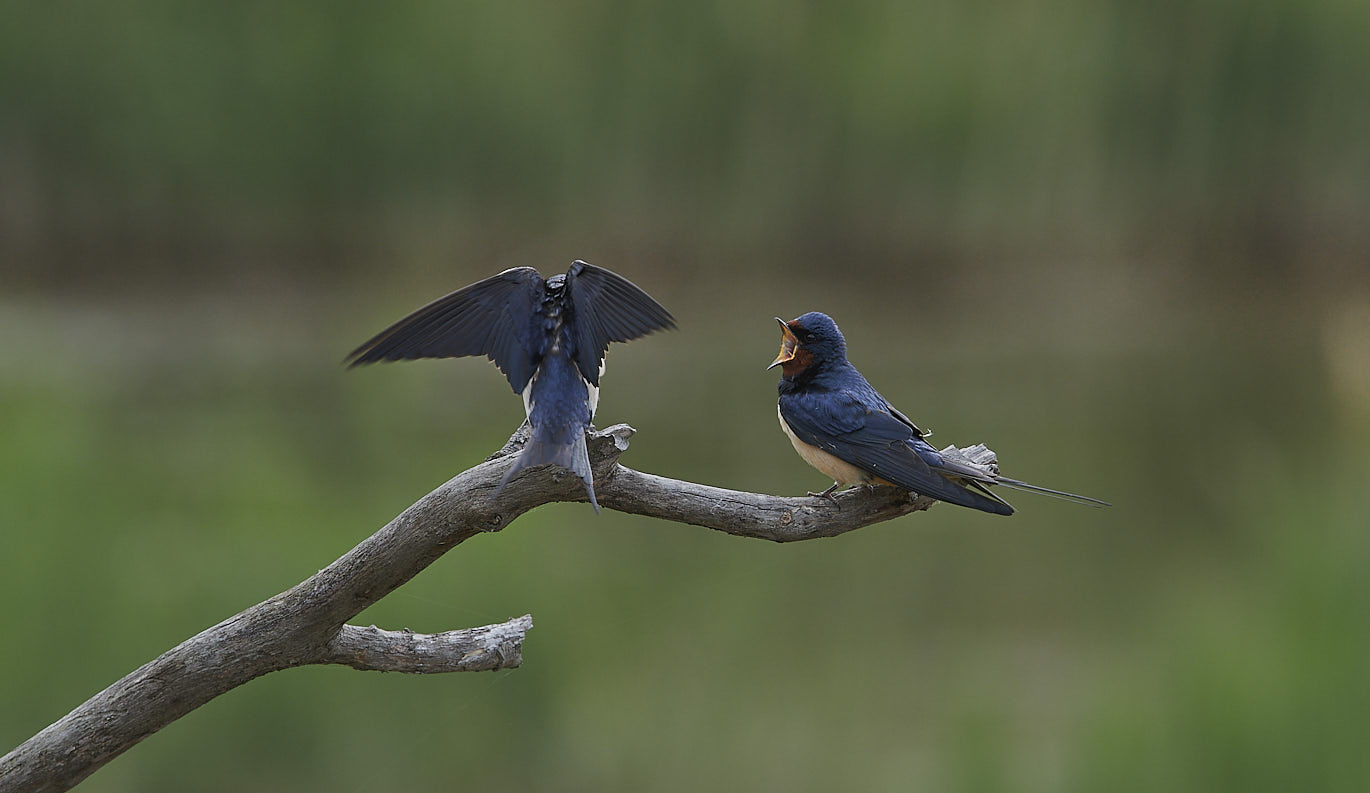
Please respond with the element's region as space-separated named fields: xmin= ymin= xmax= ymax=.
xmin=929 ymin=449 xmax=1109 ymax=509
xmin=962 ymin=479 xmax=1017 ymax=515
xmin=494 ymin=428 xmax=599 ymax=512
xmin=991 ymin=477 xmax=1111 ymax=508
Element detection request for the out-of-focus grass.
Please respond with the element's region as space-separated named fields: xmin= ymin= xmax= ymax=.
xmin=1067 ymin=483 xmax=1370 ymax=793
xmin=2 ymin=288 xmax=1365 ymax=792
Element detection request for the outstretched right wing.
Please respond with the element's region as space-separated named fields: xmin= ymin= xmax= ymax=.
xmin=345 ymin=267 xmax=545 ymax=393
xmin=564 ymin=260 xmax=676 ymax=386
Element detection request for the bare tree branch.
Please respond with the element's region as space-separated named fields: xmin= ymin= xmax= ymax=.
xmin=322 ymin=617 xmax=534 ymax=673
xmin=596 ymin=439 xmax=1005 ymax=541
xmin=0 ymin=422 xmax=991 ymax=792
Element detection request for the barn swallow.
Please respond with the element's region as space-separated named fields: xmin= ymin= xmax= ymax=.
xmin=346 ymin=260 xmax=675 ymax=511
xmin=769 ymin=312 xmax=1108 ymax=515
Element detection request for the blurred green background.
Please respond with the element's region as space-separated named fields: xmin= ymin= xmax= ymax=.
xmin=3 ymin=1 xmax=1369 ymax=791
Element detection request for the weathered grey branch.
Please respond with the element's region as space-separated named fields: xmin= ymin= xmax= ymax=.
xmin=322 ymin=616 xmax=534 ymax=673
xmin=597 ymin=438 xmax=1003 ymax=541
xmin=0 ymin=423 xmax=990 ymax=792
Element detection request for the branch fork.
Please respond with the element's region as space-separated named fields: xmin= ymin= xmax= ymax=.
xmin=1 ymin=422 xmax=990 ymax=792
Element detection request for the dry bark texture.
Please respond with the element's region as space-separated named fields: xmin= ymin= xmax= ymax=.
xmin=0 ymin=423 xmax=995 ymax=792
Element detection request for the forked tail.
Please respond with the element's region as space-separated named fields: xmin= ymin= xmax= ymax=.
xmin=493 ymin=426 xmax=599 ymax=512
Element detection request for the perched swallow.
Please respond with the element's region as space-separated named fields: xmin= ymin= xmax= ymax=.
xmin=346 ymin=260 xmax=675 ymax=510
xmin=768 ymin=312 xmax=1108 ymax=515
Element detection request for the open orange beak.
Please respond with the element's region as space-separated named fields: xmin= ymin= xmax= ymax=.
xmin=767 ymin=317 xmax=799 ymax=370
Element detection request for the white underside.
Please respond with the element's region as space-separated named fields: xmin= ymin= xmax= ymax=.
xmin=778 ymin=405 xmax=871 ymax=486
xmin=589 ymin=359 xmax=604 ymax=417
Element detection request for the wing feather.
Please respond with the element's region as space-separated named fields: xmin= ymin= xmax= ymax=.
xmin=564 ymin=260 xmax=675 ymax=385
xmin=779 ymin=391 xmax=1014 ymax=515
xmin=344 ymin=267 xmax=544 ymax=393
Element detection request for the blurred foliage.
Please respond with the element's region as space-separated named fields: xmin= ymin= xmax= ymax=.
xmin=3 ymin=0 xmax=1368 ymax=289
xmin=3 ymin=1 xmax=1370 ymax=791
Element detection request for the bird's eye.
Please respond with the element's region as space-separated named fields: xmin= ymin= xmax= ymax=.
xmin=803 ymin=332 xmax=816 ymax=342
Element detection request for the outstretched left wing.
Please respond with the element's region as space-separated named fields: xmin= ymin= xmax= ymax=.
xmin=344 ymin=267 xmax=545 ymax=393
xmin=564 ymin=260 xmax=675 ymax=386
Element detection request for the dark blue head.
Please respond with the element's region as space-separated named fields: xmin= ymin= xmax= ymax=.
xmin=767 ymin=311 xmax=848 ymax=380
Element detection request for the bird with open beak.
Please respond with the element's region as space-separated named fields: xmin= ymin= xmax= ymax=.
xmin=769 ymin=312 xmax=1108 ymax=514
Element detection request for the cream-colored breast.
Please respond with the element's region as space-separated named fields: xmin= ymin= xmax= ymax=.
xmin=778 ymin=405 xmax=871 ymax=486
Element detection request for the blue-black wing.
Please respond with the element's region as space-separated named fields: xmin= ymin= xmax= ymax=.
xmin=779 ymin=389 xmax=1014 ymax=515
xmin=564 ymin=260 xmax=675 ymax=386
xmin=345 ymin=267 xmax=545 ymax=393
